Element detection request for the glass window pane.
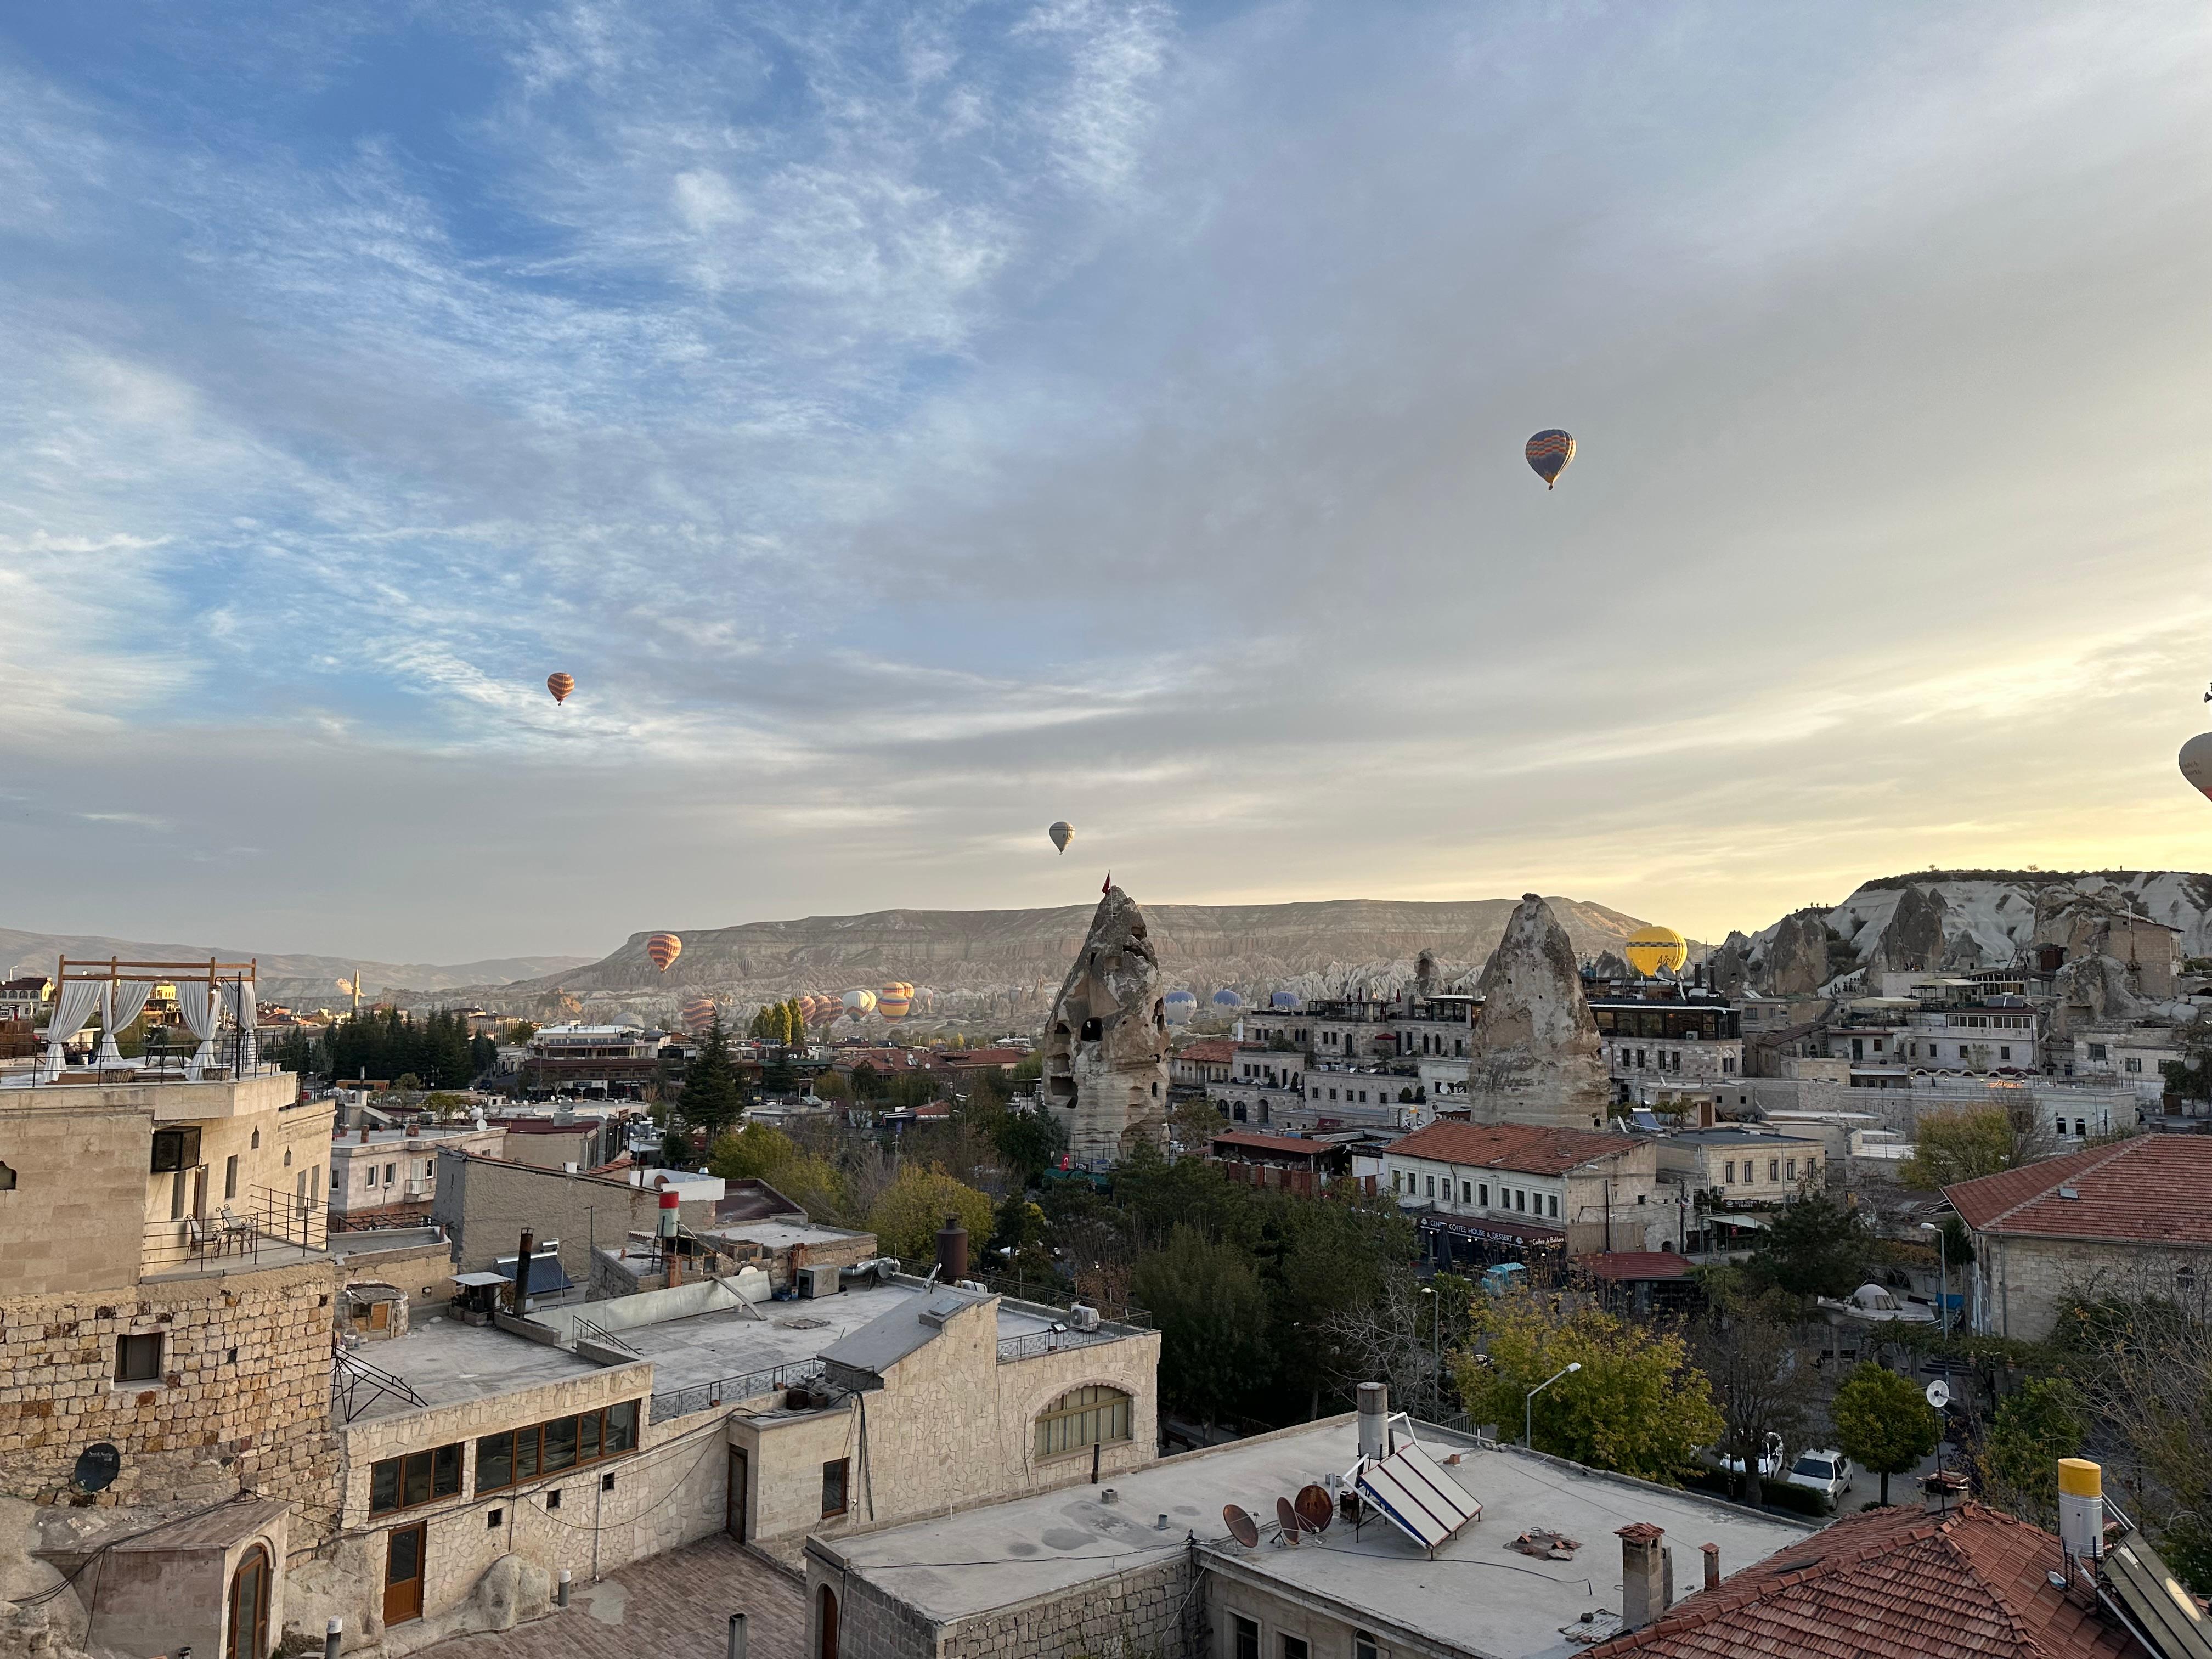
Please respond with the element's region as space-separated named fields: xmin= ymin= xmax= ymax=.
xmin=543 ymin=1416 xmax=579 ymax=1471
xmin=606 ymin=1401 xmax=639 ymax=1452
xmin=402 ymin=1452 xmax=432 ymax=1508
xmin=433 ymin=1444 xmax=461 ymax=1498
xmin=477 ymin=1432 xmax=513 ymax=1493
xmin=580 ymin=1412 xmax=601 ymax=1462
xmin=369 ymin=1459 xmax=402 ymax=1515
xmin=515 ymin=1426 xmax=540 ymax=1482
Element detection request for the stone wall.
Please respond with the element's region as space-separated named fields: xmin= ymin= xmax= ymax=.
xmin=1977 ymin=1233 xmax=2212 ymax=1341
xmin=0 ymin=1257 xmax=344 ymax=1551
xmin=1205 ymin=1559 xmax=1437 ymax=1659
xmin=940 ymin=1551 xmax=1199 ymax=1659
xmin=806 ymin=1559 xmax=942 ymax=1659
xmin=432 ymin=1154 xmax=716 ymax=1289
xmin=332 ymin=1240 xmax=458 ymax=1318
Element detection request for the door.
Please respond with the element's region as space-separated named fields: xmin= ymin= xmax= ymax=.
xmin=727 ymin=1447 xmax=749 ymax=1541
xmin=227 ymin=1544 xmax=270 ymax=1659
xmin=816 ymin=1585 xmax=839 ymax=1659
xmin=382 ymin=1523 xmax=427 ymax=1625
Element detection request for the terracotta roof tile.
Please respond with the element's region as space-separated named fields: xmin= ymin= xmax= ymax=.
xmin=1587 ymin=1503 xmax=2143 ymax=1659
xmin=1388 ymin=1120 xmax=1644 ymax=1176
xmin=1945 ymin=1137 xmax=2212 ymax=1246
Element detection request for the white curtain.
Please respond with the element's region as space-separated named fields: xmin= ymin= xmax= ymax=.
xmin=176 ymin=980 xmax=217 ymax=1080
xmin=229 ymin=979 xmax=259 ymax=1069
xmin=37 ymin=981 xmax=103 ymax=1082
xmin=95 ymin=982 xmax=153 ymax=1069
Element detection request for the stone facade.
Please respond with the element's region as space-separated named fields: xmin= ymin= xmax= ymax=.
xmin=432 ymin=1152 xmax=717 ymax=1288
xmin=1041 ymin=887 xmax=1172 ymax=1170
xmin=1973 ymin=1232 xmax=2211 ymax=1342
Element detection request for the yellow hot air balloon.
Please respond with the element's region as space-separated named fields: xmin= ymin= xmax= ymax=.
xmin=843 ymin=988 xmax=877 ymax=1020
xmin=1622 ymin=926 xmax=1688 ymax=978
xmin=1048 ymin=821 xmax=1073 ymax=855
xmin=646 ymin=932 xmax=682 ymax=973
xmin=680 ymin=996 xmax=718 ymax=1035
xmin=877 ymin=981 xmax=912 ymax=1019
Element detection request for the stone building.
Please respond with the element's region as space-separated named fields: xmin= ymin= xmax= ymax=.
xmin=1041 ymin=886 xmax=1171 ymax=1170
xmin=1380 ymin=1120 xmax=1678 ymax=1260
xmin=1464 ymin=895 xmax=1613 ymax=1131
xmin=1946 ymin=1136 xmax=2212 ymax=1341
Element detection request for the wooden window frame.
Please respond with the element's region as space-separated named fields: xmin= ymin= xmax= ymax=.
xmin=821 ymin=1457 xmax=850 ymax=1519
xmin=475 ymin=1400 xmax=640 ymax=1496
xmin=1034 ymin=1385 xmax=1134 ymax=1461
xmin=368 ymin=1443 xmax=463 ymax=1516
xmin=116 ymin=1333 xmax=163 ymax=1384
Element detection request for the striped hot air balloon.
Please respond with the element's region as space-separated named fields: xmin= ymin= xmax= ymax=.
xmin=1524 ymin=429 xmax=1575 ymax=489
xmin=1163 ymin=990 xmax=1197 ymax=1025
xmin=546 ymin=672 xmax=575 ymax=704
xmin=681 ymin=996 xmax=718 ymax=1035
xmin=877 ymin=982 xmax=912 ymax=1020
xmin=646 ymin=933 xmax=682 ymax=973
xmin=843 ymin=988 xmax=877 ymax=1020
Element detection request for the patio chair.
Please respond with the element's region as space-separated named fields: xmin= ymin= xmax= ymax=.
xmin=219 ymin=1207 xmax=255 ymax=1255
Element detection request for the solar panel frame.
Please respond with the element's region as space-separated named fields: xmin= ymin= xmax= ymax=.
xmin=1356 ymin=1441 xmax=1482 ymax=1550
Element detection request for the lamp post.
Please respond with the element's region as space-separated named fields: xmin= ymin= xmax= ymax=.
xmin=1420 ymin=1284 xmax=1438 ymax=1418
xmin=1919 ymin=1221 xmax=1950 ymax=1336
xmin=1525 ymin=1361 xmax=1581 ymax=1449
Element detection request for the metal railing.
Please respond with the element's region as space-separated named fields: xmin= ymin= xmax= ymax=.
xmin=22 ymin=1027 xmax=285 ymax=1087
xmin=972 ymin=1272 xmax=1151 ymax=1330
xmin=332 ymin=1343 xmax=428 ymax=1423
xmin=649 ymin=1359 xmax=825 ymax=1424
xmin=143 ymin=1184 xmax=326 ymax=1272
xmin=995 ymin=1327 xmax=1122 ymax=1364
xmin=575 ymin=1316 xmax=640 ymax=1356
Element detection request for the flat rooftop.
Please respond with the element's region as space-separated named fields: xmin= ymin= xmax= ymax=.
xmin=821 ymin=1417 xmax=1812 ymax=1658
xmin=699 ymin=1219 xmax=860 ymax=1250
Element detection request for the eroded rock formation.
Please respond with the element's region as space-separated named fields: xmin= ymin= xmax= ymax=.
xmin=1465 ymin=895 xmax=1612 ymax=1131
xmin=1759 ymin=912 xmax=1832 ymax=997
xmin=1042 ymin=887 xmax=1170 ymax=1169
xmin=1866 ymin=884 xmax=1949 ymax=978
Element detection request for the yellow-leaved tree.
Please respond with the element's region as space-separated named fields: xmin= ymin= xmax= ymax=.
xmin=867 ymin=1164 xmax=994 ymax=1269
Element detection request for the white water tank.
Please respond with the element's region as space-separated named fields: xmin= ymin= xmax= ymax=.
xmin=2058 ymin=1458 xmax=2103 ymax=1565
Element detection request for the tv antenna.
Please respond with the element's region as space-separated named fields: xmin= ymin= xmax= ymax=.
xmin=1275 ymin=1496 xmax=1302 ymax=1546
xmin=1223 ymin=1504 xmax=1260 ymax=1549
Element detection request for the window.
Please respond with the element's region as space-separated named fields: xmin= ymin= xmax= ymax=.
xmin=1785 ymin=1159 xmax=1797 ymax=1181
xmin=2088 ymin=1043 xmax=2108 ymax=1062
xmin=383 ymin=1163 xmax=395 ymax=1184
xmin=1460 ymin=1182 xmax=1471 ymax=1204
xmin=1724 ymin=1161 xmax=1735 ymax=1184
xmin=116 ymin=1333 xmax=163 ymax=1384
xmin=1282 ymin=1638 xmax=1310 ymax=1659
xmin=369 ymin=1444 xmax=462 ymax=1516
xmin=1805 ymin=1159 xmax=1818 ymax=1178
xmin=1355 ymin=1633 xmax=1385 ymax=1659
xmin=2075 ymin=1119 xmax=2087 ymax=1138
xmin=364 ymin=1167 xmax=377 ymax=1188
xmin=2126 ymin=1058 xmax=2144 ymax=1074
xmin=1233 ymin=1617 xmax=1260 ymax=1659
xmin=1515 ymin=1189 xmax=1526 ymax=1212
xmin=821 ymin=1458 xmax=850 ymax=1518
xmin=1768 ymin=1159 xmax=1779 ymax=1182
xmin=1035 ymin=1385 xmax=1133 ymax=1459
xmin=1391 ymin=1171 xmax=1402 ymax=1194
xmin=1479 ymin=1183 xmax=1489 ymax=1207
xmin=331 ymin=1167 xmax=341 ymax=1192
xmin=1547 ymin=1194 xmax=1558 ymax=1218
xmin=1425 ymin=1176 xmax=1435 ymax=1198
xmin=475 ymin=1401 xmax=639 ymax=1494
xmin=225 ymin=1155 xmax=239 ymax=1201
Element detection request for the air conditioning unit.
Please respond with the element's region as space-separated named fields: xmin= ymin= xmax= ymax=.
xmin=1069 ymin=1304 xmax=1101 ymax=1333
xmin=797 ymin=1263 xmax=840 ymax=1299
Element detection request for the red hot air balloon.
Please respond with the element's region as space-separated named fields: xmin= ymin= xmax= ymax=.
xmin=1525 ymin=430 xmax=1575 ymax=489
xmin=646 ymin=933 xmax=682 ymax=973
xmin=546 ymin=672 xmax=575 ymax=704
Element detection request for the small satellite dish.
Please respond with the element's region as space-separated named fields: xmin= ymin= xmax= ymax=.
xmin=1275 ymin=1496 xmax=1302 ymax=1545
xmin=72 ymin=1443 xmax=121 ymax=1494
xmin=1223 ymin=1504 xmax=1260 ymax=1549
xmin=1926 ymin=1379 xmax=1951 ymax=1410
xmin=1294 ymin=1483 xmax=1334 ymax=1535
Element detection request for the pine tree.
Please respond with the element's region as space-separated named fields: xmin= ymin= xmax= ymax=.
xmin=682 ymin=1014 xmax=744 ymax=1136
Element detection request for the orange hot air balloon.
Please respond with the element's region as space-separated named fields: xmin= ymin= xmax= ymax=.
xmin=646 ymin=932 xmax=682 ymax=973
xmin=680 ymin=996 xmax=718 ymax=1035
xmin=546 ymin=672 xmax=575 ymax=705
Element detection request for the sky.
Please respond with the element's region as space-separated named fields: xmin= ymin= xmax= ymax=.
xmin=3 ymin=1 xmax=2210 ymax=963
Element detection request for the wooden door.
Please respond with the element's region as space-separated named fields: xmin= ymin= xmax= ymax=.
xmin=227 ymin=1544 xmax=270 ymax=1659
xmin=382 ymin=1523 xmax=427 ymax=1625
xmin=727 ymin=1447 xmax=749 ymax=1541
xmin=816 ymin=1585 xmax=839 ymax=1659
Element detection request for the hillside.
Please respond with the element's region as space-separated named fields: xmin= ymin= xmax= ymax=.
xmin=0 ymin=927 xmax=594 ymax=1006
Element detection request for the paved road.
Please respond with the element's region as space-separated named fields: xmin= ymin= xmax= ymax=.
xmin=1835 ymin=1449 xmax=1944 ymax=1516
xmin=422 ymin=1534 xmax=805 ymax=1659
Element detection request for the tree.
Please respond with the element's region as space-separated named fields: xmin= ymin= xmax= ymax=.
xmin=708 ymin=1123 xmax=797 ymax=1182
xmin=1745 ymin=1191 xmax=1874 ymax=1301
xmin=1692 ymin=1271 xmax=1812 ymax=1507
xmin=681 ymin=1015 xmax=744 ymax=1136
xmin=849 ymin=1062 xmax=884 ymax=1101
xmin=1900 ymin=1108 xmax=2021 ymax=1190
xmin=1452 ymin=1293 xmax=1722 ymax=1482
xmin=994 ymin=1109 xmax=1069 ymax=1184
xmin=990 ymin=1192 xmax=1058 ymax=1285
xmin=1830 ymin=1363 xmax=1942 ymax=1504
xmin=867 ymin=1164 xmax=994 ymax=1268
xmin=1979 ymin=1378 xmax=2083 ymax=1529
xmin=811 ymin=1069 xmax=850 ymax=1102
xmin=1132 ymin=1224 xmax=1274 ymax=1429
xmin=1318 ymin=1267 xmax=1457 ymax=1424
xmin=1168 ymin=1096 xmax=1226 ymax=1157
xmin=765 ymin=1154 xmax=849 ymax=1225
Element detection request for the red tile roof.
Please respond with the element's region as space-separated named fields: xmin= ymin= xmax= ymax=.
xmin=1945 ymin=1137 xmax=2212 ymax=1247
xmin=1389 ymin=1120 xmax=1645 ymax=1176
xmin=1210 ymin=1131 xmax=1331 ymax=1157
xmin=1175 ymin=1038 xmax=1247 ymax=1064
xmin=1589 ymin=1502 xmax=2141 ymax=1659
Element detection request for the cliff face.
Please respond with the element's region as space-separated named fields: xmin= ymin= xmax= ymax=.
xmin=1042 ymin=887 xmax=1170 ymax=1169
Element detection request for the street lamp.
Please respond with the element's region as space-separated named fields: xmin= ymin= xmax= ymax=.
xmin=1525 ymin=1361 xmax=1581 ymax=1449
xmin=1919 ymin=1221 xmax=1951 ymax=1336
xmin=1420 ymin=1285 xmax=1438 ymax=1415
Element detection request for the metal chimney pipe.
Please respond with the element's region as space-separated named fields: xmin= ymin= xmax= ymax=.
xmin=935 ymin=1216 xmax=969 ymax=1284
xmin=324 ymin=1617 xmax=342 ymax=1659
xmin=514 ymin=1228 xmax=534 ymax=1311
xmin=1357 ymin=1383 xmax=1389 ymax=1462
xmin=727 ymin=1613 xmax=748 ymax=1659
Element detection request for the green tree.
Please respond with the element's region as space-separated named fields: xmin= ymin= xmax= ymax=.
xmin=707 ymin=1123 xmax=798 ymax=1182
xmin=1745 ymin=1190 xmax=1874 ymax=1301
xmin=765 ymin=1153 xmax=848 ymax=1224
xmin=994 ymin=1109 xmax=1069 ymax=1184
xmin=1830 ymin=1363 xmax=1942 ymax=1504
xmin=1168 ymin=1096 xmax=1226 ymax=1156
xmin=867 ymin=1164 xmax=995 ymax=1267
xmin=681 ymin=1015 xmax=744 ymax=1136
xmin=990 ymin=1192 xmax=1058 ymax=1284
xmin=1979 ymin=1378 xmax=2083 ymax=1528
xmin=1692 ymin=1271 xmax=1812 ymax=1507
xmin=1132 ymin=1224 xmax=1274 ymax=1429
xmin=1452 ymin=1293 xmax=1722 ymax=1482
xmin=1900 ymin=1108 xmax=2017 ymax=1190
xmin=849 ymin=1062 xmax=884 ymax=1101
xmin=811 ymin=1069 xmax=850 ymax=1103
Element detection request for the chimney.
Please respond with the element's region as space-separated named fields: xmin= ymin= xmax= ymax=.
xmin=1923 ymin=1471 xmax=1970 ymax=1515
xmin=359 ymin=1121 xmax=370 ymax=1144
xmin=1618 ymin=1523 xmax=1668 ymax=1630
xmin=935 ymin=1216 xmax=969 ymax=1284
xmin=1700 ymin=1543 xmax=1720 ymax=1593
xmin=1357 ymin=1383 xmax=1389 ymax=1463
xmin=513 ymin=1228 xmax=534 ymax=1311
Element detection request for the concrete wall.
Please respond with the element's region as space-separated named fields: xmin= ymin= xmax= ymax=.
xmin=334 ymin=1241 xmax=458 ymax=1317
xmin=432 ymin=1153 xmax=716 ymax=1291
xmin=0 ymin=1257 xmax=344 ymax=1550
xmin=87 ymin=1504 xmax=290 ymax=1659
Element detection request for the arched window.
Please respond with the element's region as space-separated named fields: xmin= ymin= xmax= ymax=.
xmin=816 ymin=1584 xmax=839 ymax=1659
xmin=1035 ymin=1385 xmax=1132 ymax=1460
xmin=228 ymin=1543 xmax=271 ymax=1659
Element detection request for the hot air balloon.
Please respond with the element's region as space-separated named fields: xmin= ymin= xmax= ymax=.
xmin=877 ymin=983 xmax=912 ymax=1020
xmin=646 ymin=932 xmax=682 ymax=973
xmin=1049 ymin=821 xmax=1074 ymax=855
xmin=1525 ymin=429 xmax=1575 ymax=489
xmin=1623 ymin=926 xmax=1689 ymax=978
xmin=843 ymin=988 xmax=877 ymax=1020
xmin=681 ymin=996 xmax=718 ymax=1035
xmin=546 ymin=672 xmax=575 ymax=705
xmin=1163 ymin=990 xmax=1198 ymax=1025
xmin=1269 ymin=990 xmax=1302 ymax=1011
xmin=1211 ymin=988 xmax=1244 ymax=1011
xmin=2182 ymin=735 xmax=2212 ymax=802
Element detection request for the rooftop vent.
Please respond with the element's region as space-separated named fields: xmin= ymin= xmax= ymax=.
xmin=2058 ymin=1185 xmax=2081 ymax=1200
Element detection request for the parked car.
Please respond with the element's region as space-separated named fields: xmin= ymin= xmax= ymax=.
xmin=1705 ymin=1431 xmax=1784 ymax=1481
xmin=1786 ymin=1449 xmax=1854 ymax=1502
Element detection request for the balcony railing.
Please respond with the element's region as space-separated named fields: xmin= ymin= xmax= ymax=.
xmin=650 ymin=1359 xmax=825 ymax=1424
xmin=19 ymin=1028 xmax=285 ymax=1088
xmin=143 ymin=1184 xmax=325 ymax=1273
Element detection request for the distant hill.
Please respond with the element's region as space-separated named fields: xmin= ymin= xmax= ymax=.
xmin=0 ymin=927 xmax=595 ymax=1005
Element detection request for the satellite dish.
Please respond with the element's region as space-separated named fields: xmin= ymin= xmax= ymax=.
xmin=1275 ymin=1496 xmax=1302 ymax=1545
xmin=1294 ymin=1484 xmax=1334 ymax=1535
xmin=72 ymin=1443 xmax=120 ymax=1494
xmin=1223 ymin=1504 xmax=1260 ymax=1549
xmin=1926 ymin=1379 xmax=1951 ymax=1410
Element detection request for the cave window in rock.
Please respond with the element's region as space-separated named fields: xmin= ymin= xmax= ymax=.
xmin=1080 ymin=1018 xmax=1103 ymax=1042
xmin=0 ymin=1161 xmax=14 ymax=1191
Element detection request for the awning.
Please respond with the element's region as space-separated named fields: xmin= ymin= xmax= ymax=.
xmin=1420 ymin=1212 xmax=1565 ymax=1248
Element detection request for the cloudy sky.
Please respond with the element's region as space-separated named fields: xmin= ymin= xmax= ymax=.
xmin=4 ymin=1 xmax=2210 ymax=963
